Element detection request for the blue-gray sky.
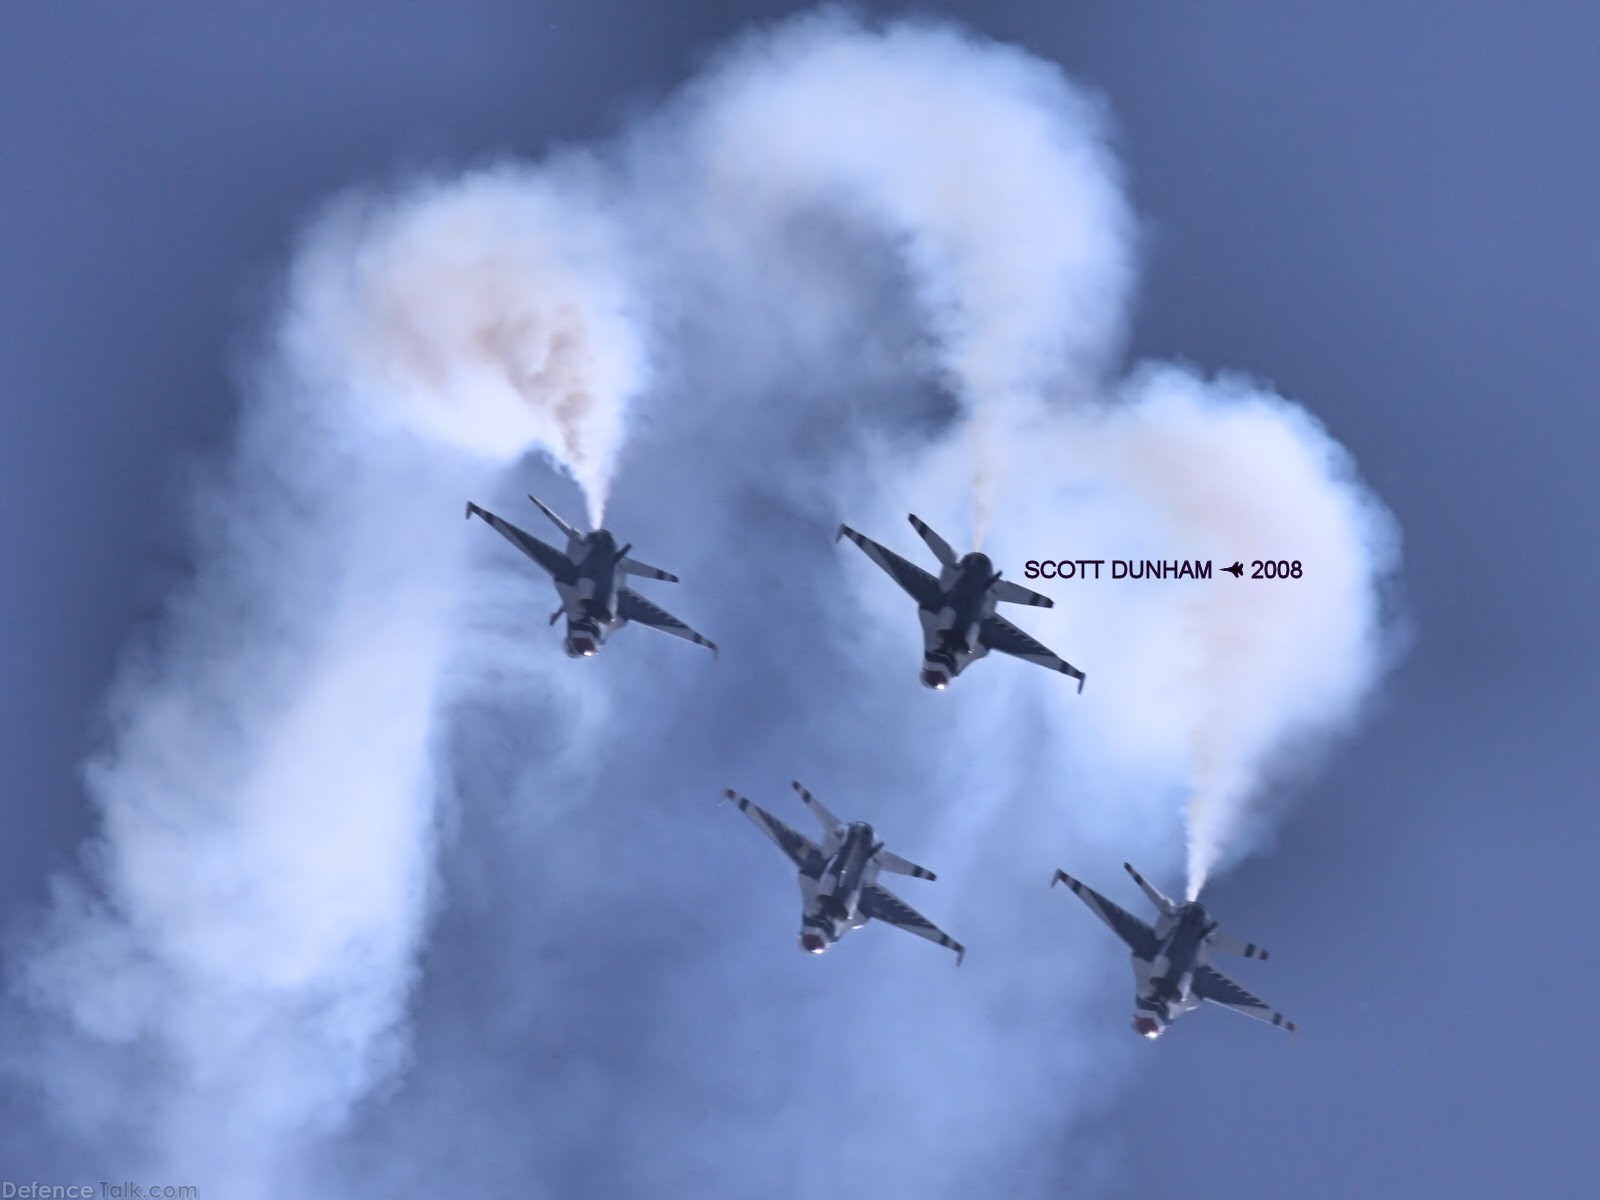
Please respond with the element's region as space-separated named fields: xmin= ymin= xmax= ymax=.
xmin=3 ymin=4 xmax=1597 ymax=1197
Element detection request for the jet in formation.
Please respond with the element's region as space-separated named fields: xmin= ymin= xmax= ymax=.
xmin=721 ymin=781 xmax=965 ymax=963
xmin=1053 ymin=862 xmax=1296 ymax=1038
xmin=465 ymin=494 xmax=717 ymax=659
xmin=837 ymin=514 xmax=1086 ymax=692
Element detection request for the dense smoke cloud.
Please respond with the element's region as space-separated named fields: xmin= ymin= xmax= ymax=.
xmin=3 ymin=11 xmax=1399 ymax=1197
xmin=286 ymin=164 xmax=648 ymax=527
xmin=943 ymin=368 xmax=1401 ymax=899
xmin=4 ymin=161 xmax=641 ymax=1196
xmin=1097 ymin=369 xmax=1400 ymax=896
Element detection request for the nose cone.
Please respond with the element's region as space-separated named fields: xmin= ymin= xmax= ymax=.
xmin=921 ymin=668 xmax=950 ymax=690
xmin=1132 ymin=1016 xmax=1163 ymax=1039
xmin=566 ymin=637 xmax=598 ymax=658
xmin=799 ymin=933 xmax=827 ymax=955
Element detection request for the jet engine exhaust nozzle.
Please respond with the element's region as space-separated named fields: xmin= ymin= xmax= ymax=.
xmin=921 ymin=668 xmax=950 ymax=690
xmin=799 ymin=933 xmax=828 ymax=955
xmin=1132 ymin=1016 xmax=1163 ymax=1039
xmin=565 ymin=637 xmax=598 ymax=658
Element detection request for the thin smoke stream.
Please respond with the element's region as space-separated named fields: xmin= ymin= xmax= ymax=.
xmin=5 ymin=13 xmax=1400 ymax=1195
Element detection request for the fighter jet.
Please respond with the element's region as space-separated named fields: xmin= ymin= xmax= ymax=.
xmin=1052 ymin=863 xmax=1297 ymax=1039
xmin=465 ymin=494 xmax=717 ymax=659
xmin=720 ymin=781 xmax=965 ymax=963
xmin=837 ymin=514 xmax=1085 ymax=691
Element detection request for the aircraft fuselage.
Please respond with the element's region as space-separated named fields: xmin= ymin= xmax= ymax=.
xmin=917 ymin=553 xmax=1001 ymax=689
xmin=800 ymin=822 xmax=880 ymax=953
xmin=555 ymin=529 xmax=625 ymax=657
xmin=1131 ymin=902 xmax=1216 ymax=1037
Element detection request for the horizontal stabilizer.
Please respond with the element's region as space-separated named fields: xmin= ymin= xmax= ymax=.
xmin=1208 ymin=927 xmax=1271 ymax=960
xmin=992 ymin=577 xmax=1054 ymax=608
xmin=876 ymin=848 xmax=936 ymax=881
xmin=619 ymin=556 xmax=679 ymax=582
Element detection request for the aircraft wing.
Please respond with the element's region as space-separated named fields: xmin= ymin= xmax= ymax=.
xmin=837 ymin=525 xmax=943 ymax=610
xmin=1052 ymin=870 xmax=1158 ymax=960
xmin=722 ymin=790 xmax=825 ymax=877
xmin=1193 ymin=965 xmax=1298 ymax=1033
xmin=860 ymin=884 xmax=965 ymax=963
xmin=467 ymin=502 xmax=575 ymax=583
xmin=617 ymin=589 xmax=718 ymax=656
xmin=907 ymin=513 xmax=957 ymax=567
xmin=526 ymin=493 xmax=580 ymax=540
xmin=980 ymin=614 xmax=1086 ymax=692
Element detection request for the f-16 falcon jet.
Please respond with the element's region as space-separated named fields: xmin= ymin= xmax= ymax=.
xmin=1052 ymin=863 xmax=1296 ymax=1039
xmin=721 ymin=782 xmax=965 ymax=963
xmin=465 ymin=494 xmax=717 ymax=659
xmin=837 ymin=514 xmax=1086 ymax=691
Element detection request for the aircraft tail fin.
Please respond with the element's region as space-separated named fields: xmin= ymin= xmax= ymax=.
xmin=876 ymin=849 xmax=936 ymax=881
xmin=907 ymin=514 xmax=958 ymax=567
xmin=1207 ymin=927 xmax=1272 ymax=960
xmin=1124 ymin=862 xmax=1176 ymax=916
xmin=991 ymin=577 xmax=1054 ymax=608
xmin=619 ymin=556 xmax=679 ymax=582
xmin=528 ymin=494 xmax=581 ymax=539
xmin=791 ymin=781 xmax=842 ymax=835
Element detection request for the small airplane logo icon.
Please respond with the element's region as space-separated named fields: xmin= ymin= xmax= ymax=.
xmin=1222 ymin=561 xmax=1244 ymax=577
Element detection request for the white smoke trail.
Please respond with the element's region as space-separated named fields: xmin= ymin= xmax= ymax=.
xmin=984 ymin=369 xmax=1401 ymax=901
xmin=5 ymin=168 xmax=642 ymax=1191
xmin=971 ymin=401 xmax=995 ymax=551
xmin=682 ymin=14 xmax=1134 ymax=389
xmin=286 ymin=165 xmax=648 ymax=528
xmin=657 ymin=13 xmax=1133 ymax=546
xmin=10 ymin=424 xmax=468 ymax=1191
xmin=658 ymin=13 xmax=1398 ymax=900
xmin=1101 ymin=370 xmax=1401 ymax=898
xmin=5 ymin=12 xmax=1402 ymax=1196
